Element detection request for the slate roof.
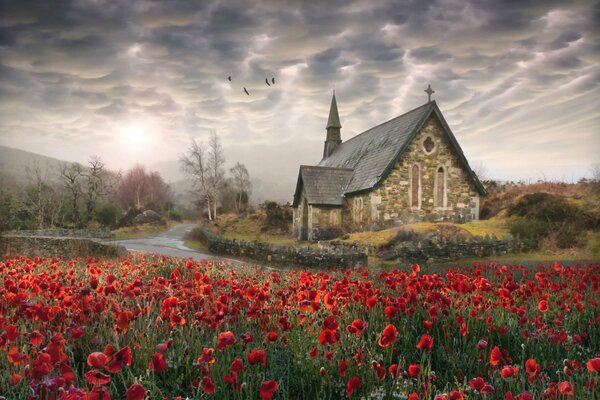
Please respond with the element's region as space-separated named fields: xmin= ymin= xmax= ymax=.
xmin=292 ymin=100 xmax=485 ymax=207
xmin=317 ymin=100 xmax=486 ymax=196
xmin=292 ymin=166 xmax=353 ymax=207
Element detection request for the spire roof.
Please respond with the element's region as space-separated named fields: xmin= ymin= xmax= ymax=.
xmin=326 ymin=92 xmax=341 ymax=129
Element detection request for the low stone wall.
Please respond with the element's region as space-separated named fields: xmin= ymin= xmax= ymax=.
xmin=379 ymin=234 xmax=525 ymax=263
xmin=202 ymin=228 xmax=367 ymax=268
xmin=1 ymin=235 xmax=126 ymax=258
xmin=6 ymin=228 xmax=111 ymax=239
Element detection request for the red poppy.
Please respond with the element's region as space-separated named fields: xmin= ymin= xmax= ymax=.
xmin=318 ymin=329 xmax=340 ymax=346
xmin=87 ymin=352 xmax=108 ymax=369
xmin=88 ymin=386 xmax=111 ymax=400
xmin=9 ymin=373 xmax=22 ymax=386
xmin=525 ymin=358 xmax=540 ymax=378
xmin=217 ymin=331 xmax=236 ymax=351
xmin=346 ymin=319 xmax=366 ymax=335
xmin=126 ymin=383 xmax=147 ymax=400
xmin=489 ymin=346 xmax=503 ymax=366
xmin=149 ymin=352 xmax=168 ymax=373
xmin=198 ymin=347 xmax=215 ymax=364
xmin=501 ymin=365 xmax=519 ymax=378
xmin=266 ymin=331 xmax=278 ymax=342
xmin=416 ymin=334 xmax=433 ymax=351
xmin=469 ymin=376 xmax=485 ymax=391
xmin=557 ymin=381 xmax=573 ymax=395
xmin=259 ymin=380 xmax=278 ymax=400
xmin=230 ymin=357 xmax=245 ymax=372
xmin=156 ymin=339 xmax=173 ymax=354
xmin=106 ymin=346 xmax=132 ymax=373
xmin=377 ymin=324 xmax=397 ymax=348
xmin=85 ymin=370 xmax=111 ymax=385
xmin=241 ymin=332 xmax=254 ymax=344
xmin=449 ymin=391 xmax=464 ymax=400
xmin=7 ymin=347 xmax=27 ymax=365
xmin=346 ymin=376 xmax=362 ymax=398
xmin=587 ymin=357 xmax=600 ymax=372
xmin=408 ymin=364 xmax=420 ymax=378
xmin=247 ymin=348 xmax=267 ymax=365
xmin=408 ymin=393 xmax=420 ymax=400
xmin=29 ymin=331 xmax=44 ymax=346
xmin=309 ymin=347 xmax=319 ymax=358
xmin=202 ymin=376 xmax=216 ymax=394
xmin=339 ymin=358 xmax=348 ymax=377
xmin=538 ymin=300 xmax=549 ymax=313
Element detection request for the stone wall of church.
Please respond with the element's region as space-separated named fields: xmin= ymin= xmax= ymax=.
xmin=347 ymin=116 xmax=480 ymax=226
xmin=372 ymin=116 xmax=480 ymax=223
xmin=293 ymin=189 xmax=343 ymax=240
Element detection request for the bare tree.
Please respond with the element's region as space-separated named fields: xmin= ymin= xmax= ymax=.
xmin=207 ymin=131 xmax=226 ymax=219
xmin=82 ymin=156 xmax=117 ymax=223
xmin=59 ymin=162 xmax=84 ymax=225
xmin=22 ymin=163 xmax=62 ymax=228
xmin=230 ymin=162 xmax=251 ymax=212
xmin=180 ymin=140 xmax=212 ymax=220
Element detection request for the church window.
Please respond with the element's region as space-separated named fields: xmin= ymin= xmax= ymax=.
xmin=423 ymin=136 xmax=435 ymax=154
xmin=410 ymin=164 xmax=420 ymax=208
xmin=434 ymin=166 xmax=446 ymax=208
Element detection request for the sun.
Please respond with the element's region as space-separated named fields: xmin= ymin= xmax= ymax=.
xmin=120 ymin=122 xmax=149 ymax=148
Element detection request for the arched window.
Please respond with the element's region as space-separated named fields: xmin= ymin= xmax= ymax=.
xmin=410 ymin=164 xmax=420 ymax=208
xmin=435 ymin=166 xmax=446 ymax=208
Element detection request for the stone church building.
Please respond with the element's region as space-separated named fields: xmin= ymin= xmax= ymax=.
xmin=292 ymin=90 xmax=486 ymax=240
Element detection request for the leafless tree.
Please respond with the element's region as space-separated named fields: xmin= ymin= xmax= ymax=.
xmin=207 ymin=131 xmax=226 ymax=219
xmin=180 ymin=140 xmax=213 ymax=220
xmin=22 ymin=163 xmax=62 ymax=228
xmin=82 ymin=156 xmax=117 ymax=223
xmin=230 ymin=162 xmax=251 ymax=212
xmin=59 ymin=162 xmax=84 ymax=225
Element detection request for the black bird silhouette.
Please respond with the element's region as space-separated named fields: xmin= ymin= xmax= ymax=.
xmin=243 ymin=87 xmax=250 ymax=96
xmin=271 ymin=77 xmax=275 ymax=85
xmin=227 ymin=76 xmax=232 ymax=82
xmin=265 ymin=78 xmax=271 ymax=86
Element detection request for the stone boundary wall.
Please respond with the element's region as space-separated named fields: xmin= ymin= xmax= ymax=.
xmin=1 ymin=235 xmax=126 ymax=258
xmin=201 ymin=228 xmax=367 ymax=268
xmin=379 ymin=234 xmax=525 ymax=263
xmin=6 ymin=228 xmax=111 ymax=239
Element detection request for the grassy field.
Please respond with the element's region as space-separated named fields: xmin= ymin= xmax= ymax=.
xmin=110 ymin=222 xmax=172 ymax=240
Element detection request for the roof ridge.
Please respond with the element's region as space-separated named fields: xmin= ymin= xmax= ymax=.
xmin=300 ymin=165 xmax=354 ymax=171
xmin=340 ymin=101 xmax=433 ymax=146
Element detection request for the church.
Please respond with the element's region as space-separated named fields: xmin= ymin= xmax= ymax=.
xmin=292 ymin=87 xmax=486 ymax=241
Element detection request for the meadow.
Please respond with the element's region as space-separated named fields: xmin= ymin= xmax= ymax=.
xmin=1 ymin=255 xmax=598 ymax=399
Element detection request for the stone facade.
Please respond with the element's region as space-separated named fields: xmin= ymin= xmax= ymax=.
xmin=293 ymin=189 xmax=343 ymax=240
xmin=368 ymin=116 xmax=480 ymax=224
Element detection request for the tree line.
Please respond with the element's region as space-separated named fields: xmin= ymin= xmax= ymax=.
xmin=0 ymin=134 xmax=252 ymax=231
xmin=179 ymin=131 xmax=251 ymax=220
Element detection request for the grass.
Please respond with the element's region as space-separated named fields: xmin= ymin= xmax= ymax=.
xmin=460 ymin=218 xmax=509 ymax=237
xmin=219 ymin=214 xmax=298 ymax=246
xmin=111 ymin=223 xmax=171 ymax=240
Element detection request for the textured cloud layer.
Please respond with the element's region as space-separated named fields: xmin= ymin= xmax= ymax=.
xmin=0 ymin=0 xmax=598 ymax=193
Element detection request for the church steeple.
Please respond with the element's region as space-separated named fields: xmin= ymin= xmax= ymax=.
xmin=323 ymin=91 xmax=342 ymax=159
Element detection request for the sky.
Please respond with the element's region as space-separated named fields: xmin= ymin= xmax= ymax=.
xmin=0 ymin=0 xmax=599 ymax=191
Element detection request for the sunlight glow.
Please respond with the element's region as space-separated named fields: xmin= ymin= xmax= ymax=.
xmin=120 ymin=122 xmax=150 ymax=149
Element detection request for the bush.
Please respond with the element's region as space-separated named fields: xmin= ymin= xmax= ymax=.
xmin=95 ymin=203 xmax=121 ymax=227
xmin=186 ymin=225 xmax=209 ymax=245
xmin=261 ymin=201 xmax=292 ymax=232
xmin=508 ymin=193 xmax=586 ymax=249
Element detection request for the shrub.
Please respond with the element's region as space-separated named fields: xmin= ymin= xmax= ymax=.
xmin=261 ymin=201 xmax=292 ymax=232
xmin=95 ymin=203 xmax=121 ymax=227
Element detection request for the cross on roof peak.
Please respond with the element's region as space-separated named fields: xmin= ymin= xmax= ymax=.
xmin=424 ymin=84 xmax=435 ymax=103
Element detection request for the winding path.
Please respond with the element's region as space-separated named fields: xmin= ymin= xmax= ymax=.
xmin=108 ymin=223 xmax=211 ymax=261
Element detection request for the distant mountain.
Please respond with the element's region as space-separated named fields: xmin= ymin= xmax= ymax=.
xmin=0 ymin=145 xmax=74 ymax=184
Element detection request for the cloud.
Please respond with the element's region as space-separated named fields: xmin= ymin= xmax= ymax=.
xmin=0 ymin=0 xmax=598 ymax=195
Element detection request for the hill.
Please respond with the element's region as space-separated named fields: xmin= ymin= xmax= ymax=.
xmin=0 ymin=145 xmax=73 ymax=184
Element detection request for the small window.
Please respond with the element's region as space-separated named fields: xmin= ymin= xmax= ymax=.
xmin=411 ymin=164 xmax=419 ymax=208
xmin=435 ymin=166 xmax=445 ymax=208
xmin=422 ymin=136 xmax=435 ymax=154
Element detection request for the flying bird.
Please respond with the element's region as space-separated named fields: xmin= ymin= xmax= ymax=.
xmin=243 ymin=87 xmax=250 ymax=96
xmin=271 ymin=77 xmax=275 ymax=85
xmin=265 ymin=78 xmax=271 ymax=86
xmin=227 ymin=76 xmax=232 ymax=82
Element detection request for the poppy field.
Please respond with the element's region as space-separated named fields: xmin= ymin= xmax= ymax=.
xmin=1 ymin=256 xmax=599 ymax=399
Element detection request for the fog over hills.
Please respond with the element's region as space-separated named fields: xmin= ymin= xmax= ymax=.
xmin=0 ymin=146 xmax=293 ymax=205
